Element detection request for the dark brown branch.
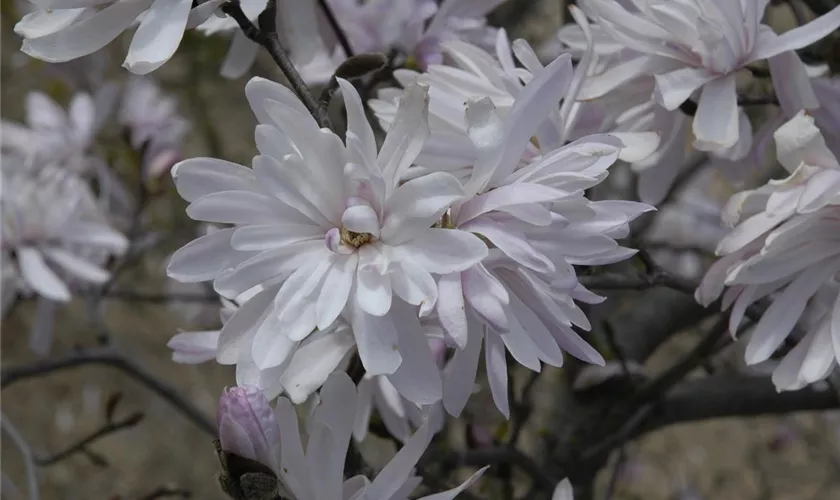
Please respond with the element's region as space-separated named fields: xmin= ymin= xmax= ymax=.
xmin=578 ymin=270 xmax=697 ymax=295
xmin=318 ymin=0 xmax=354 ymax=57
xmin=36 ymin=412 xmax=144 ymax=466
xmin=136 ymin=486 xmax=192 ymax=500
xmin=1 ymin=347 xmax=216 ymax=436
xmin=223 ymin=0 xmax=332 ymax=129
xmin=640 ymin=373 xmax=840 ymax=434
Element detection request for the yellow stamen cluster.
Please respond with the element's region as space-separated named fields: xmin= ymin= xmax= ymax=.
xmin=340 ymin=227 xmax=373 ymax=247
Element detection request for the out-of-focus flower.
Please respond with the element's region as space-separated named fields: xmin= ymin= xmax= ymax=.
xmin=167 ymin=76 xmax=488 ymax=407
xmin=1 ymin=89 xmax=132 ymax=215
xmin=645 ymin=166 xmax=730 ymax=279
xmin=567 ymin=0 xmax=840 ymax=152
xmin=2 ymin=91 xmax=97 ymax=173
xmin=696 ymin=111 xmax=840 ymax=391
xmin=327 ymin=0 xmax=505 ymax=69
xmin=119 ymin=77 xmax=189 ymax=180
xmin=215 ymin=373 xmax=487 ymax=500
xmin=1 ymin=165 xmax=128 ymax=354
xmin=15 ymin=0 xmax=226 ymax=74
xmin=1 ymin=166 xmax=128 ymax=304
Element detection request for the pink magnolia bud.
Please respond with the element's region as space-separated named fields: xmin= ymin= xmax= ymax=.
xmin=217 ymin=386 xmax=281 ymax=470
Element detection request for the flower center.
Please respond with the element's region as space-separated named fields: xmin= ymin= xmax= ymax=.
xmin=340 ymin=227 xmax=373 ymax=248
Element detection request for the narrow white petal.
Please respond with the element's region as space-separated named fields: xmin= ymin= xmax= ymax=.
xmin=18 ymin=247 xmax=71 ymax=302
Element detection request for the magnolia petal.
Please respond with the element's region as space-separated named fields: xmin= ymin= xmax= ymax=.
xmin=18 ymin=247 xmax=71 ymax=302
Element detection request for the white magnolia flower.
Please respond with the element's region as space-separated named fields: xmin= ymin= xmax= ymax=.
xmin=167 ymin=76 xmax=488 ymax=406
xmin=15 ymin=0 xmax=226 ymax=74
xmin=217 ymin=373 xmax=487 ymax=500
xmin=566 ymin=0 xmax=840 ymax=151
xmin=2 ymin=89 xmax=135 ymax=218
xmin=2 ymin=91 xmax=97 ymax=173
xmin=373 ymin=26 xmax=651 ymax=417
xmin=1 ymin=166 xmax=128 ymax=304
xmin=327 ymin=0 xmax=504 ymax=69
xmin=696 ymin=111 xmax=840 ymax=391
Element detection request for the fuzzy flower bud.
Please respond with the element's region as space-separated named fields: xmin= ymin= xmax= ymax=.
xmin=217 ymin=386 xmax=281 ymax=471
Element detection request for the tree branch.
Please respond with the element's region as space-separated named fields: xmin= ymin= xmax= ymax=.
xmin=318 ymin=0 xmax=354 ymax=57
xmin=36 ymin=412 xmax=144 ymax=466
xmin=640 ymin=373 xmax=840 ymax=434
xmin=1 ymin=346 xmax=215 ymax=436
xmin=223 ymin=0 xmax=332 ymax=129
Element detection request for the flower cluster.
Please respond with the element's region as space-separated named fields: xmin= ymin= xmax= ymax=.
xmin=9 ymin=0 xmax=840 ymax=496
xmin=1 ymin=73 xmax=187 ymax=353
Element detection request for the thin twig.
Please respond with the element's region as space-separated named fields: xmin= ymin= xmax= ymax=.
xmin=578 ymin=270 xmax=697 ymax=295
xmin=102 ymin=290 xmax=218 ymax=303
xmin=632 ymin=315 xmax=729 ymax=404
xmin=318 ymin=0 xmax=354 ymax=57
xmin=136 ymin=486 xmax=191 ymax=500
xmin=223 ymin=0 xmax=332 ymax=129
xmin=1 ymin=412 xmax=40 ymax=500
xmin=35 ymin=412 xmax=144 ymax=466
xmin=1 ymin=347 xmax=216 ymax=436
xmin=604 ymin=445 xmax=627 ymax=500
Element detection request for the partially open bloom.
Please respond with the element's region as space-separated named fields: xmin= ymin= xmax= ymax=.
xmin=16 ymin=0 xmax=226 ymax=74
xmin=696 ymin=111 xmax=840 ymax=391
xmin=168 ymin=76 xmax=487 ymax=406
xmin=567 ymin=0 xmax=840 ymax=151
xmin=216 ymin=373 xmax=487 ymax=500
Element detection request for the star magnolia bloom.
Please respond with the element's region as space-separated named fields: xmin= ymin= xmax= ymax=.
xmin=2 ymin=91 xmax=96 ymax=173
xmin=167 ymin=76 xmax=487 ymax=405
xmin=217 ymin=373 xmax=488 ymax=500
xmin=15 ymin=0 xmax=226 ymax=74
xmin=375 ymin=41 xmax=652 ymax=416
xmin=696 ymin=111 xmax=840 ymax=391
xmin=1 ymin=166 xmax=128 ymax=305
xmin=571 ymin=0 xmax=840 ymax=151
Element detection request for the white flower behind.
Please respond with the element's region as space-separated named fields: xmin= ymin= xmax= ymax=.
xmin=696 ymin=111 xmax=840 ymax=391
xmin=1 ymin=166 xmax=128 ymax=304
xmin=567 ymin=0 xmax=840 ymax=152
